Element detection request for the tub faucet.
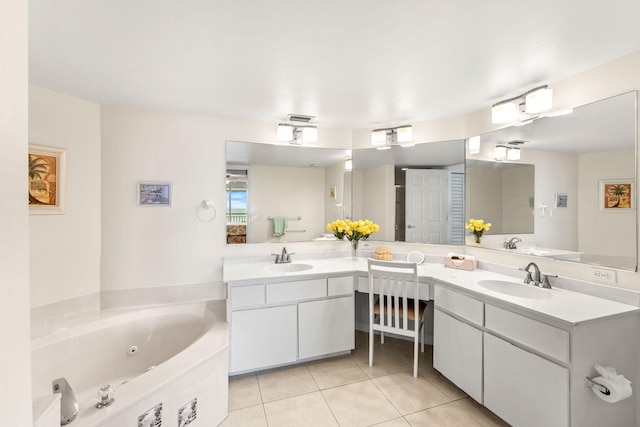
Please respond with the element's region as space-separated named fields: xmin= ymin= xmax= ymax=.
xmin=52 ymin=378 xmax=79 ymax=425
xmin=522 ymin=262 xmax=553 ymax=288
xmin=504 ymin=237 xmax=522 ymax=249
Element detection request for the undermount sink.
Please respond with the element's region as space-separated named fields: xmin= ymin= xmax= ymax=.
xmin=264 ymin=263 xmax=313 ymax=273
xmin=478 ymin=280 xmax=552 ymax=300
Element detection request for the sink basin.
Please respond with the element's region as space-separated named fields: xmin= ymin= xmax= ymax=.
xmin=478 ymin=280 xmax=552 ymax=300
xmin=264 ymin=263 xmax=313 ymax=273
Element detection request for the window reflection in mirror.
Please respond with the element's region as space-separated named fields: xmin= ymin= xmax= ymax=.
xmin=225 ymin=141 xmax=351 ymax=244
xmin=351 ymin=140 xmax=466 ymax=244
xmin=466 ymin=91 xmax=637 ymax=271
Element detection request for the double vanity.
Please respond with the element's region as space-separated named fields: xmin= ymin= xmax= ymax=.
xmin=224 ymin=253 xmax=640 ymax=427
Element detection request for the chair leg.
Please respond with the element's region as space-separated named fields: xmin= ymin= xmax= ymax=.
xmin=413 ymin=334 xmax=419 ymax=378
xmin=369 ymin=327 xmax=374 ymax=368
xmin=420 ymin=320 xmax=425 ymax=353
xmin=381 ymin=331 xmax=385 ymax=344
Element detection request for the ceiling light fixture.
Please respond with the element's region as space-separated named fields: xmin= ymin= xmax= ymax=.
xmin=344 ymin=158 xmax=353 ymax=171
xmin=276 ymin=123 xmax=318 ymax=144
xmin=493 ymin=145 xmax=507 ymax=161
xmin=492 ymin=85 xmax=553 ymax=124
xmin=468 ymin=135 xmax=481 ymax=154
xmin=370 ymin=125 xmax=413 ymax=147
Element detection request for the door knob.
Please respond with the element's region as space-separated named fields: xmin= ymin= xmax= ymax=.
xmin=407 ymin=225 xmax=416 ymax=228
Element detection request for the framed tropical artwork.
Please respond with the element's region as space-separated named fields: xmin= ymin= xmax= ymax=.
xmin=138 ymin=181 xmax=173 ymax=206
xmin=28 ymin=144 xmax=66 ymax=214
xmin=599 ymin=179 xmax=634 ymax=211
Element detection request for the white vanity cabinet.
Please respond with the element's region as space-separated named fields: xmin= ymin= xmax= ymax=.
xmin=228 ymin=275 xmax=354 ymax=374
xmin=432 ymin=283 xmax=639 ymax=427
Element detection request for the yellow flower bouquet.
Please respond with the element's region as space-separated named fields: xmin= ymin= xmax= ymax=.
xmin=465 ymin=218 xmax=491 ymax=244
xmin=327 ymin=219 xmax=380 ymax=258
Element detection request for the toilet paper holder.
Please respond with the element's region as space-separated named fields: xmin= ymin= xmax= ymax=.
xmin=585 ymin=377 xmax=611 ymax=395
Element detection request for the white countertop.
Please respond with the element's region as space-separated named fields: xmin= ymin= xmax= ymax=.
xmin=224 ymin=256 xmax=640 ymax=326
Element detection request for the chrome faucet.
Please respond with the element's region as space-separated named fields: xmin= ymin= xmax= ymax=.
xmin=522 ymin=262 xmax=553 ymax=288
xmin=272 ymin=246 xmax=294 ymax=263
xmin=52 ymin=378 xmax=79 ymax=425
xmin=504 ymin=237 xmax=522 ymax=249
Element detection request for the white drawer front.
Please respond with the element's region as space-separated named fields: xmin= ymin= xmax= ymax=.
xmin=485 ymin=304 xmax=570 ymax=363
xmin=230 ymin=284 xmax=265 ymax=308
xmin=267 ymin=278 xmax=327 ymax=303
xmin=434 ymin=285 xmax=483 ymax=326
xmin=328 ymin=276 xmax=354 ymax=296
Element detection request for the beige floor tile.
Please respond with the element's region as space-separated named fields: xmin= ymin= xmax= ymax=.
xmin=456 ymin=398 xmax=510 ymax=427
xmin=405 ymin=402 xmax=483 ymax=427
xmin=219 ymin=404 xmax=267 ymax=427
xmin=257 ymin=365 xmax=319 ymax=403
xmin=264 ymin=391 xmax=339 ymax=426
xmin=425 ymin=371 xmax=468 ymax=401
xmin=373 ymin=371 xmax=451 ymax=415
xmin=353 ymin=345 xmax=412 ymax=379
xmin=228 ymin=374 xmax=262 ymax=411
xmin=307 ymin=354 xmax=368 ymax=389
xmin=370 ymin=417 xmax=411 ymax=426
xmin=322 ymin=380 xmax=401 ymax=427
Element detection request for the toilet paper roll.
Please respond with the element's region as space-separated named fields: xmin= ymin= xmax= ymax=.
xmin=591 ymin=376 xmax=633 ymax=403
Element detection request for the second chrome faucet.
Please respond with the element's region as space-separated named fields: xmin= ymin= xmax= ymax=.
xmin=522 ymin=262 xmax=554 ymax=288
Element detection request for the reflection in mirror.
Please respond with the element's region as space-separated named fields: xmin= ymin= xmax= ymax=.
xmin=225 ymin=141 xmax=351 ymax=244
xmin=467 ymin=91 xmax=637 ymax=270
xmin=466 ymin=161 xmax=534 ymax=235
xmin=351 ymin=140 xmax=466 ymax=244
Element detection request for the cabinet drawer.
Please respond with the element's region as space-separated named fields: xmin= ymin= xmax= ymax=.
xmin=267 ymin=278 xmax=326 ymax=303
xmin=230 ymin=284 xmax=265 ymax=309
xmin=328 ymin=276 xmax=354 ymax=296
xmin=434 ymin=286 xmax=483 ymax=326
xmin=485 ymin=304 xmax=569 ymax=363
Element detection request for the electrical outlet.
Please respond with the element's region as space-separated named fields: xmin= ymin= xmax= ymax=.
xmin=590 ymin=267 xmax=617 ymax=284
xmin=361 ymin=241 xmax=372 ymax=249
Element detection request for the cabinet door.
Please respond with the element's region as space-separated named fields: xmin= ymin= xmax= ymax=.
xmin=484 ymin=333 xmax=569 ymax=427
xmin=299 ymin=295 xmax=354 ymax=359
xmin=433 ymin=308 xmax=483 ymax=402
xmin=230 ymin=305 xmax=297 ymax=373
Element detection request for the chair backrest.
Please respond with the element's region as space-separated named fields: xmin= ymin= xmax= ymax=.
xmin=368 ymin=259 xmax=420 ymax=333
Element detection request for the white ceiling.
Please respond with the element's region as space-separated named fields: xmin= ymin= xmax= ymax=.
xmin=29 ymin=0 xmax=640 ymax=129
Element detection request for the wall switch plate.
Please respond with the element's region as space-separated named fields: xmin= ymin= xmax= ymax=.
xmin=138 ymin=403 xmax=162 ymax=427
xmin=178 ymin=398 xmax=197 ymax=427
xmin=361 ymin=241 xmax=372 ymax=249
xmin=589 ymin=267 xmax=617 ymax=284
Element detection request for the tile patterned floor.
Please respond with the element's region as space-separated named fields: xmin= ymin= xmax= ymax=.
xmin=221 ymin=331 xmax=510 ymax=426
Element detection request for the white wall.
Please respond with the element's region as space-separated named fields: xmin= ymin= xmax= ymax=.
xmin=249 ymin=165 xmax=324 ymax=242
xmin=502 ymin=166 xmax=535 ymax=234
xmin=0 ymin=0 xmax=31 ymax=424
xmin=360 ymin=164 xmax=395 ymax=241
xmin=324 ymin=161 xmax=346 ymax=225
xmin=29 ymin=86 xmax=102 ymax=306
xmin=466 ymin=167 xmax=504 ymax=233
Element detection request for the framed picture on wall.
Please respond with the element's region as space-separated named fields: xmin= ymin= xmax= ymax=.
xmin=28 ymin=144 xmax=66 ymax=214
xmin=329 ymin=185 xmax=337 ymax=200
xmin=599 ymin=179 xmax=634 ymax=211
xmin=138 ymin=181 xmax=173 ymax=206
xmin=555 ymin=193 xmax=568 ymax=208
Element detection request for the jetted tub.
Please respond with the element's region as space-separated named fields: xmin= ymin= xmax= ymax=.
xmin=31 ymin=302 xmax=229 ymax=427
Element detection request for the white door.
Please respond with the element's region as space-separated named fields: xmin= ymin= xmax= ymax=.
xmin=405 ymin=169 xmax=448 ymax=243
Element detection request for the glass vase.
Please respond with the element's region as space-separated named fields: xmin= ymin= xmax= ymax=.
xmin=351 ymin=240 xmax=359 ymax=261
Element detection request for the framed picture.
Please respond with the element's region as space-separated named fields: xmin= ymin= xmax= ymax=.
xmin=599 ymin=179 xmax=634 ymax=211
xmin=555 ymin=193 xmax=568 ymax=208
xmin=138 ymin=181 xmax=173 ymax=206
xmin=28 ymin=144 xmax=66 ymax=214
xmin=329 ymin=185 xmax=337 ymax=200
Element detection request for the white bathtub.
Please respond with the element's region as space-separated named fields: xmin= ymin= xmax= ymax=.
xmin=31 ymin=301 xmax=229 ymax=427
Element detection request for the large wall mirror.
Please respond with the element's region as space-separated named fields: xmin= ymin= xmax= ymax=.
xmin=350 ymin=140 xmax=466 ymax=244
xmin=225 ymin=141 xmax=351 ymax=244
xmin=467 ymin=91 xmax=637 ymax=271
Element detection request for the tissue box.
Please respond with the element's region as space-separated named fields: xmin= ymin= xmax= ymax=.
xmin=444 ymin=254 xmax=477 ymax=271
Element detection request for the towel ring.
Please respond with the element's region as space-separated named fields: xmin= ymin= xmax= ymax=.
xmin=196 ymin=199 xmax=216 ymax=222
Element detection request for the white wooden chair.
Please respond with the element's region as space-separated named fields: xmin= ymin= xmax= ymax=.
xmin=368 ymin=259 xmax=427 ymax=377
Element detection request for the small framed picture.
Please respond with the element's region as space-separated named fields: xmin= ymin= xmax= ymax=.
xmin=555 ymin=193 xmax=568 ymax=208
xmin=29 ymin=144 xmax=66 ymax=214
xmin=599 ymin=179 xmax=634 ymax=211
xmin=138 ymin=181 xmax=172 ymax=206
xmin=329 ymin=185 xmax=337 ymax=200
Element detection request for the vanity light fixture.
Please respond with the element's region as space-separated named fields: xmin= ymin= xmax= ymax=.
xmin=468 ymin=135 xmax=481 ymax=154
xmin=277 ymin=114 xmax=318 ymax=144
xmin=344 ymin=158 xmax=353 ymax=171
xmin=493 ymin=145 xmax=507 ymax=161
xmin=506 ymin=146 xmax=521 ymax=161
xmin=370 ymin=125 xmax=413 ymax=147
xmin=491 ymin=85 xmax=553 ymax=124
